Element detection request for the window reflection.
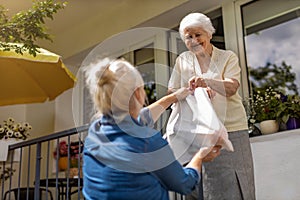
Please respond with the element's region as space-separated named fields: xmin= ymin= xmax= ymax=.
xmin=133 ymin=44 xmax=156 ymax=104
xmin=242 ymin=4 xmax=300 ymax=95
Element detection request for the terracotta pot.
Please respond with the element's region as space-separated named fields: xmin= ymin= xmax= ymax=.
xmin=58 ymin=157 xmax=68 ymax=171
xmin=259 ymin=120 xmax=279 ymax=135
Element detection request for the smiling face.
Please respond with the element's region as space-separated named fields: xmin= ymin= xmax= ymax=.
xmin=183 ymin=27 xmax=212 ymax=55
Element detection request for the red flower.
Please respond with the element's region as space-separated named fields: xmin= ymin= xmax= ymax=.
xmin=53 ymin=141 xmax=68 ymax=158
xmin=53 ymin=140 xmax=83 ymax=160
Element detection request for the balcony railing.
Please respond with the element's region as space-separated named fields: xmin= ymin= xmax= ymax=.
xmin=0 ymin=125 xmax=88 ymax=200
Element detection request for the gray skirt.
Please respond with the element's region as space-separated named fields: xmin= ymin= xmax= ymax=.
xmin=202 ymin=130 xmax=256 ymax=200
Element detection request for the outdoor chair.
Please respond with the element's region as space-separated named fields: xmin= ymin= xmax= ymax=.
xmin=3 ymin=187 xmax=53 ymax=200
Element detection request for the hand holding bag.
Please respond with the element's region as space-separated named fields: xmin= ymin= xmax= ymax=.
xmin=165 ymin=87 xmax=234 ymax=164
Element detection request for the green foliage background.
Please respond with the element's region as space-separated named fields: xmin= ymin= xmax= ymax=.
xmin=249 ymin=61 xmax=298 ymax=95
xmin=0 ymin=0 xmax=66 ymax=56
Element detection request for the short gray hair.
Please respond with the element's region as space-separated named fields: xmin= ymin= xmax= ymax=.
xmin=179 ymin=13 xmax=215 ymax=41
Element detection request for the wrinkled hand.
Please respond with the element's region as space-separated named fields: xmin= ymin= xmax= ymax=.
xmin=189 ymin=76 xmax=208 ymax=90
xmin=173 ymin=87 xmax=192 ymax=101
xmin=197 ymin=145 xmax=222 ymax=162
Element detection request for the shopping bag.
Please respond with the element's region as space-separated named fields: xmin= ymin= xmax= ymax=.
xmin=165 ymin=87 xmax=234 ymax=164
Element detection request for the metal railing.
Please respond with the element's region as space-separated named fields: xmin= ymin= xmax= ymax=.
xmin=1 ymin=125 xmax=89 ymax=200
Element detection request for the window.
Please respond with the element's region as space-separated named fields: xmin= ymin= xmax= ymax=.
xmin=242 ymin=1 xmax=300 ymax=95
xmin=133 ymin=44 xmax=156 ymax=104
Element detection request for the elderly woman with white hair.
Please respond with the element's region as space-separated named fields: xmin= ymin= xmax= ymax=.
xmin=82 ymin=58 xmax=221 ymax=200
xmin=168 ymin=13 xmax=255 ymax=200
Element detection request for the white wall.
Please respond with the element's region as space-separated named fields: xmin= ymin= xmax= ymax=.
xmin=0 ymin=102 xmax=55 ymax=139
xmin=54 ymin=59 xmax=83 ymax=132
xmin=250 ymin=129 xmax=300 ymax=200
xmin=54 ymin=89 xmax=77 ymax=131
xmin=0 ymin=105 xmax=26 ymax=124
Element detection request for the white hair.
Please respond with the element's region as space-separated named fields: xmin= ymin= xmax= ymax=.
xmin=83 ymin=58 xmax=144 ymax=119
xmin=179 ymin=13 xmax=215 ymax=41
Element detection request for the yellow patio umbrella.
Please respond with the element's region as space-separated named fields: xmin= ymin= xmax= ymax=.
xmin=0 ymin=44 xmax=76 ymax=106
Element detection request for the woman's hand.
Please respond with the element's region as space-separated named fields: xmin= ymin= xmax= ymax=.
xmin=189 ymin=76 xmax=240 ymax=97
xmin=189 ymin=76 xmax=207 ymax=89
xmin=197 ymin=145 xmax=222 ymax=162
xmin=188 ymin=77 xmax=216 ymax=99
xmin=173 ymin=87 xmax=192 ymax=101
xmin=186 ymin=144 xmax=221 ymax=172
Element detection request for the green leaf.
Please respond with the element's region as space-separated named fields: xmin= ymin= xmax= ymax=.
xmin=0 ymin=0 xmax=66 ymax=56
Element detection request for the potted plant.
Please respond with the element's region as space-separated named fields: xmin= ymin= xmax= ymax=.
xmin=53 ymin=140 xmax=84 ymax=176
xmin=68 ymin=141 xmax=84 ymax=178
xmin=251 ymin=87 xmax=283 ymax=134
xmin=0 ymin=117 xmax=31 ymax=183
xmin=277 ymin=94 xmax=300 ymax=130
xmin=53 ymin=141 xmax=68 ymax=171
xmin=0 ymin=117 xmax=32 ymax=140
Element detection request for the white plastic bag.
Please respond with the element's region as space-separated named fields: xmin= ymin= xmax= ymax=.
xmin=165 ymin=87 xmax=234 ymax=164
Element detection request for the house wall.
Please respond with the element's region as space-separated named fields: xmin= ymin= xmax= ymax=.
xmin=0 ymin=105 xmax=26 ymax=125
xmin=250 ymin=129 xmax=300 ymax=200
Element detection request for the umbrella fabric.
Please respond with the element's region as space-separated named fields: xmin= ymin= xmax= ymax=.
xmin=0 ymin=46 xmax=76 ymax=106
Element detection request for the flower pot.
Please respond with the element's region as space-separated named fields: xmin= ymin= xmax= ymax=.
xmin=58 ymin=157 xmax=68 ymax=171
xmin=286 ymin=117 xmax=300 ymax=130
xmin=259 ymin=120 xmax=279 ymax=135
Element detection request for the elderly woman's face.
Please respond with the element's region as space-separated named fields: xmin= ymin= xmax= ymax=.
xmin=183 ymin=27 xmax=212 ymax=54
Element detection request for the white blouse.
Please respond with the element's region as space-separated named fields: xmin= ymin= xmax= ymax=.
xmin=168 ymin=46 xmax=248 ymax=132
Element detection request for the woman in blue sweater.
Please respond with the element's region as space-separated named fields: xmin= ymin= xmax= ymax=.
xmin=82 ymin=58 xmax=221 ymax=200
